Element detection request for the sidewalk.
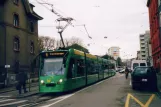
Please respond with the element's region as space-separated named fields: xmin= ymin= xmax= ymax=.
xmin=0 ymin=83 xmax=39 ymax=99
xmin=0 ymin=82 xmax=39 ymax=94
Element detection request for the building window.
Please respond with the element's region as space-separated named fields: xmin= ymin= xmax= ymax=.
xmin=14 ymin=37 xmax=20 ymax=51
xmin=142 ymin=55 xmax=146 ymax=57
xmin=140 ymin=39 xmax=144 ymax=41
xmin=13 ymin=14 xmax=19 ymax=27
xmin=141 ymin=43 xmax=144 ymax=45
xmin=140 ymin=35 xmax=144 ymax=37
xmin=30 ymin=42 xmax=34 ymax=53
xmin=30 ymin=22 xmax=34 ymax=32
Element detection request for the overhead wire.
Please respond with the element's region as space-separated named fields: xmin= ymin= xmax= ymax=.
xmin=35 ymin=0 xmax=63 ymax=18
xmin=34 ymin=0 xmax=93 ymax=39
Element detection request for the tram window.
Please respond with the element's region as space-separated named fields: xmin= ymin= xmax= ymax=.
xmin=67 ymin=59 xmax=75 ymax=78
xmin=87 ymin=60 xmax=91 ymax=74
xmin=87 ymin=60 xmax=97 ymax=75
xmin=76 ymin=59 xmax=85 ymax=77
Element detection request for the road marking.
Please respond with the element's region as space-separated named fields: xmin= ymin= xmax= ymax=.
xmin=130 ymin=94 xmax=145 ymax=106
xmin=41 ymin=94 xmax=74 ymax=107
xmin=129 ymin=80 xmax=131 ymax=86
xmin=144 ymin=94 xmax=155 ymax=107
xmin=0 ymin=99 xmax=15 ymax=103
xmin=125 ymin=94 xmax=130 ymax=107
xmin=0 ymin=100 xmax=27 ymax=106
xmin=0 ymin=95 xmax=11 ymax=98
xmin=125 ymin=93 xmax=155 ymax=107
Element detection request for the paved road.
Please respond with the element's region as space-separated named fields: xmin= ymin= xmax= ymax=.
xmin=0 ymin=73 xmax=160 ymax=107
xmin=37 ymin=73 xmax=127 ymax=107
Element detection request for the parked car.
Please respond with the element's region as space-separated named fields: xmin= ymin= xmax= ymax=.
xmin=116 ymin=66 xmax=123 ymax=72
xmin=119 ymin=69 xmax=125 ymax=73
xmin=131 ymin=66 xmax=157 ymax=91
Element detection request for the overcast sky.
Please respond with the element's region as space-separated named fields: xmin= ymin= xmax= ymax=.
xmin=29 ymin=0 xmax=149 ymax=59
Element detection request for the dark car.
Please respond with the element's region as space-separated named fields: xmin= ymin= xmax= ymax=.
xmin=131 ymin=66 xmax=157 ymax=91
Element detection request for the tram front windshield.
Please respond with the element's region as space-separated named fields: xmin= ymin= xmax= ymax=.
xmin=41 ymin=58 xmax=65 ymax=76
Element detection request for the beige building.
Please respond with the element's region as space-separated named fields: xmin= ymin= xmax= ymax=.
xmin=136 ymin=51 xmax=141 ymax=60
xmin=139 ymin=31 xmax=150 ymax=60
xmin=108 ymin=47 xmax=120 ymax=60
xmin=0 ymin=0 xmax=43 ymax=86
xmin=139 ymin=31 xmax=153 ymax=66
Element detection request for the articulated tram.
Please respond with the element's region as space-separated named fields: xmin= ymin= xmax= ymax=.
xmin=36 ymin=49 xmax=115 ymax=93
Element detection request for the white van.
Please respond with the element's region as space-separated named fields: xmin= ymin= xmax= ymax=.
xmin=131 ymin=60 xmax=147 ymax=72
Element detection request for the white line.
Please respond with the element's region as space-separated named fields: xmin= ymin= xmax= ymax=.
xmin=17 ymin=103 xmax=31 ymax=107
xmin=48 ymin=96 xmax=67 ymax=102
xmin=0 ymin=100 xmax=27 ymax=106
xmin=130 ymin=80 xmax=131 ymax=86
xmin=41 ymin=94 xmax=74 ymax=107
xmin=0 ymin=99 xmax=15 ymax=103
xmin=0 ymin=96 xmax=11 ymax=98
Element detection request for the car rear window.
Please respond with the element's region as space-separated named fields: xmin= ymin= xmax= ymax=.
xmin=140 ymin=63 xmax=146 ymax=66
xmin=134 ymin=67 xmax=149 ymax=74
xmin=133 ymin=63 xmax=139 ymax=69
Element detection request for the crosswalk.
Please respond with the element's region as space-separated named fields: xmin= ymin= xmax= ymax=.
xmin=0 ymin=96 xmax=28 ymax=107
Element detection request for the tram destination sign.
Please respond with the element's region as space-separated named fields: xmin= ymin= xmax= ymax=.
xmin=41 ymin=51 xmax=67 ymax=58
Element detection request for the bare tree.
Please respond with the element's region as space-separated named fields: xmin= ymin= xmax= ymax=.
xmin=64 ymin=38 xmax=70 ymax=47
xmin=38 ymin=36 xmax=45 ymax=52
xmin=38 ymin=36 xmax=56 ymax=51
xmin=70 ymin=37 xmax=83 ymax=45
xmin=38 ymin=36 xmax=84 ymax=51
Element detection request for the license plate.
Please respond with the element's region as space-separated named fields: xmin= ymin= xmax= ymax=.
xmin=142 ymin=79 xmax=147 ymax=82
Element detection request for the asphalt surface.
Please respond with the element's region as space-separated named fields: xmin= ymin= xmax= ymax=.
xmin=0 ymin=72 xmax=160 ymax=107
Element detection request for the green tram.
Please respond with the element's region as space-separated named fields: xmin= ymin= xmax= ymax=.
xmin=37 ymin=49 xmax=115 ymax=93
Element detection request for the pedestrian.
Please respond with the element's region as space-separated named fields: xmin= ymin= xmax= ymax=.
xmin=125 ymin=67 xmax=129 ymax=79
xmin=16 ymin=70 xmax=28 ymax=95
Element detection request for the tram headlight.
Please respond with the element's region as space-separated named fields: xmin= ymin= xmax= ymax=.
xmin=59 ymin=79 xmax=63 ymax=83
xmin=40 ymin=80 xmax=44 ymax=84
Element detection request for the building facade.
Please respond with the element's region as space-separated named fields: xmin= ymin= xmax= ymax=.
xmin=136 ymin=51 xmax=141 ymax=60
xmin=147 ymin=38 xmax=153 ymax=66
xmin=147 ymin=0 xmax=161 ymax=69
xmin=0 ymin=0 xmax=43 ymax=86
xmin=108 ymin=47 xmax=120 ymax=60
xmin=139 ymin=31 xmax=151 ymax=59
